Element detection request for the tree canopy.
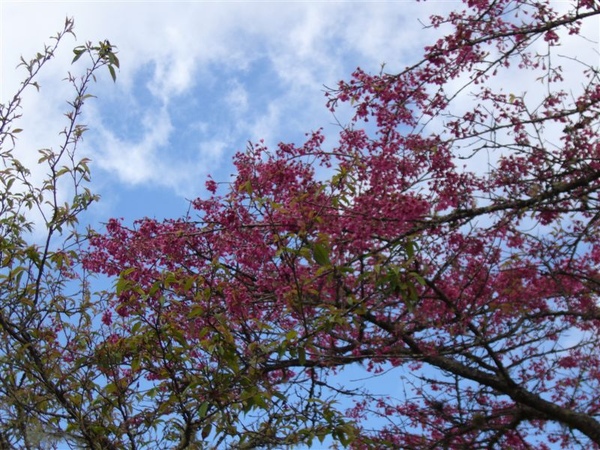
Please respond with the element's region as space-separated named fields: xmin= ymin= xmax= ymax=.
xmin=3 ymin=0 xmax=600 ymax=448
xmin=0 ymin=19 xmax=120 ymax=449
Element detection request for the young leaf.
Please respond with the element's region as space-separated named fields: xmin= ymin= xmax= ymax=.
xmin=313 ymin=243 xmax=330 ymax=266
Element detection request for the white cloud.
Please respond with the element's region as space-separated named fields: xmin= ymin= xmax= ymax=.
xmin=224 ymin=79 xmax=249 ymax=117
xmin=93 ymin=106 xmax=173 ymax=185
xmin=0 ymin=1 xmax=457 ymax=215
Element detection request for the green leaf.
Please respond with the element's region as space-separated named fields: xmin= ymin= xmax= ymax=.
xmin=298 ymin=346 xmax=306 ymax=365
xmin=72 ymin=48 xmax=85 ymax=64
xmin=285 ymin=329 xmax=297 ymax=341
xmin=410 ymin=271 xmax=427 ymax=286
xmin=171 ymin=328 xmax=187 ymax=347
xmin=108 ymin=52 xmax=120 ymax=68
xmin=201 ymin=423 xmax=212 ymax=440
xmin=188 ymin=305 xmax=205 ymax=318
xmin=198 ymin=401 xmax=210 ymax=419
xmin=131 ymin=321 xmax=142 ymax=334
xmin=313 ymin=243 xmax=330 ymax=266
xmin=406 ymin=239 xmax=416 ymax=259
xmin=108 ymin=64 xmax=117 ymax=82
xmin=131 ymin=356 xmax=141 ymax=372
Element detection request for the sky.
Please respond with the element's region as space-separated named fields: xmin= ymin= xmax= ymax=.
xmin=2 ymin=1 xmax=597 ymax=227
xmin=1 ymin=0 xmax=452 ymax=227
xmin=2 ymin=1 xmax=600 ymax=448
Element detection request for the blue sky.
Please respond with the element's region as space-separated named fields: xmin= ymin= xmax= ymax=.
xmin=4 ymin=1 xmax=597 ymax=229
xmin=2 ymin=1 xmax=448 ymax=226
xmin=2 ymin=1 xmax=600 ymax=447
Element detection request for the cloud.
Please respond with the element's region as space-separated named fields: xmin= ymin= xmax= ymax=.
xmin=224 ymin=79 xmax=249 ymax=117
xmin=92 ymin=105 xmax=173 ymax=185
xmin=86 ymin=3 xmax=432 ymax=190
xmin=1 ymin=1 xmax=459 ymax=216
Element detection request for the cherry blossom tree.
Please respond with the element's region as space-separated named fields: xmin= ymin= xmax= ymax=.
xmin=83 ymin=0 xmax=599 ymax=448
